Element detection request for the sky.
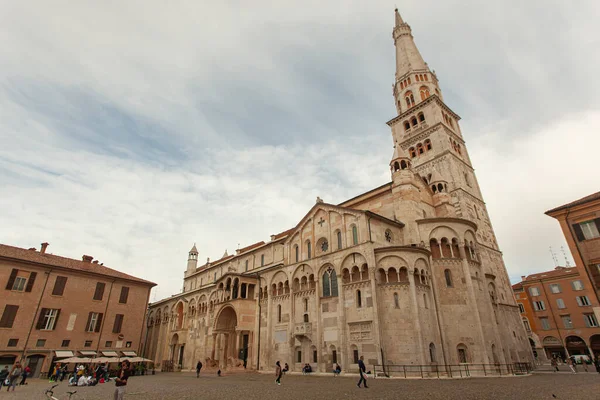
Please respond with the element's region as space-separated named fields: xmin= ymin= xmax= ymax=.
xmin=1 ymin=1 xmax=599 ymax=300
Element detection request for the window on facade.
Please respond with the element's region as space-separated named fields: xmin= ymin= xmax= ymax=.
xmin=562 ymin=315 xmax=573 ymax=329
xmin=423 ymin=293 xmax=428 ymax=309
xmin=336 ymin=231 xmax=342 ymax=250
xmin=523 ymin=319 xmax=531 ymax=332
xmin=332 ymin=350 xmax=337 ymax=364
xmin=294 ymin=245 xmax=299 ymax=263
xmin=277 ymin=305 xmax=282 ymax=323
xmin=297 ymin=351 xmax=302 ymax=363
xmin=214 ymin=272 xmax=217 ymax=282
xmin=444 ymin=269 xmax=453 ymax=287
xmin=557 ymin=298 xmax=566 ymax=309
xmin=245 ymin=260 xmax=249 ymax=272
xmin=549 ymin=284 xmax=562 ymax=294
xmin=7 ymin=338 xmax=18 ymax=347
xmin=86 ymin=312 xmax=103 ymax=332
xmin=574 ymin=219 xmax=600 ymax=241
xmin=93 ymin=282 xmax=105 ymax=301
xmin=13 ymin=276 xmax=27 ymax=291
xmin=322 ymin=268 xmax=339 ymax=297
xmin=126 ymin=341 xmax=132 ymax=348
xmin=52 ymin=276 xmax=68 ymax=296
xmin=585 ymin=313 xmax=599 ymax=327
xmin=36 ymin=308 xmax=60 ymax=331
xmin=0 ymin=305 xmax=19 ymax=328
xmin=576 ymin=296 xmax=591 ymax=306
xmin=303 ymin=314 xmax=309 ymax=323
xmin=356 ymin=290 xmax=362 ymax=308
xmin=61 ymin=340 xmax=70 ymax=347
xmin=529 ymin=287 xmax=540 ymax=296
xmin=352 ymin=226 xmax=358 ymax=245
xmin=304 ymin=298 xmax=309 ymax=313
xmin=571 ymin=280 xmax=584 ymax=291
xmin=353 ymin=349 xmax=359 ymax=364
xmin=540 ymin=317 xmax=551 ymax=330
xmin=105 ymin=341 xmax=113 ymax=347
xmin=84 ymin=340 xmax=93 ymax=348
xmin=533 ymin=301 xmax=545 ymax=311
xmin=113 ymin=314 xmax=124 ymax=333
xmin=313 ymin=350 xmax=318 ymax=363
xmin=36 ymin=339 xmax=46 ymax=347
xmin=518 ymin=303 xmax=525 ymax=313
xmin=429 ymin=343 xmax=436 ymax=362
xmin=307 ymin=241 xmax=312 ymax=259
xmin=6 ymin=269 xmax=37 ymax=293
xmin=457 ymin=347 xmax=467 ymax=363
xmin=119 ymin=287 xmax=130 ymax=304
xmin=394 ymin=293 xmax=399 ymax=308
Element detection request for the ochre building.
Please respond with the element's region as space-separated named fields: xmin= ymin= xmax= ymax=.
xmin=145 ymin=9 xmax=533 ymax=373
xmin=513 ymin=266 xmax=600 ymax=360
xmin=0 ymin=243 xmax=155 ymax=377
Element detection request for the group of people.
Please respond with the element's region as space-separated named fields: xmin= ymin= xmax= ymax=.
xmin=0 ymin=362 xmax=28 ymax=391
xmin=550 ymin=354 xmax=600 ymax=373
xmin=273 ymin=356 xmax=368 ymax=388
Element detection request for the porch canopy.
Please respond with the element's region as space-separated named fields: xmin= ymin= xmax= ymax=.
xmin=58 ymin=357 xmax=93 ymax=364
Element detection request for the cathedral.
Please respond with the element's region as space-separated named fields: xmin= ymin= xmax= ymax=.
xmin=144 ymin=9 xmax=533 ymax=373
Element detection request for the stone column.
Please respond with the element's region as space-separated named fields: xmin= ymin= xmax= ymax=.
xmin=366 ymin=249 xmax=384 ymax=366
xmin=288 ymin=291 xmax=296 ymax=370
xmin=458 ymin=246 xmax=490 ymax=364
xmin=314 ymin=278 xmax=322 ymax=371
xmin=236 ymin=331 xmax=242 ymax=361
xmin=211 ymin=333 xmax=217 ymax=360
xmin=336 ymin=273 xmax=347 ymax=371
xmin=407 ymin=271 xmax=426 ymax=365
xmin=266 ymin=290 xmax=273 ymax=368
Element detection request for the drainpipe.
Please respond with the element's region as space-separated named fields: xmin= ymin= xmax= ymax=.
xmin=22 ymin=268 xmax=52 ymax=363
xmin=95 ymin=280 xmax=115 ymax=357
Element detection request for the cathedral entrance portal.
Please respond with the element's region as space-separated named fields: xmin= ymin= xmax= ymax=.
xmin=213 ymin=306 xmax=239 ymax=369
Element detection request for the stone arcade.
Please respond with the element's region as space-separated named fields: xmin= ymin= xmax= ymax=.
xmin=144 ymin=9 xmax=533 ymax=373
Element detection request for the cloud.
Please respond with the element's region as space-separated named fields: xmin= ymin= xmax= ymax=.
xmin=0 ymin=1 xmax=599 ymax=298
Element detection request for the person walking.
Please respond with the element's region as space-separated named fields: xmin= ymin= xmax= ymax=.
xmin=0 ymin=366 xmax=9 ymax=386
xmin=567 ymin=357 xmax=577 ymax=373
xmin=196 ymin=361 xmax=202 ymax=378
xmin=19 ymin=365 xmax=31 ymax=385
xmin=275 ymin=361 xmax=282 ymax=386
xmin=551 ymin=357 xmax=559 ymax=372
xmin=7 ymin=362 xmax=22 ymax=392
xmin=114 ymin=359 xmax=131 ymax=400
xmin=594 ymin=355 xmax=600 ymax=374
xmin=357 ymin=356 xmax=368 ymax=388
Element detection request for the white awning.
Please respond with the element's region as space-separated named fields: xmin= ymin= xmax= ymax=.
xmin=121 ymin=351 xmax=137 ymax=357
xmin=55 ymin=351 xmax=74 ymax=358
xmin=79 ymin=351 xmax=97 ymax=356
xmin=101 ymin=351 xmax=119 ymax=357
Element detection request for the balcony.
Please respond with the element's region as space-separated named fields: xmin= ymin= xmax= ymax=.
xmin=294 ymin=322 xmax=312 ymax=337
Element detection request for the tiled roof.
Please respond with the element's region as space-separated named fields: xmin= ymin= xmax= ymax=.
xmin=0 ymin=243 xmax=155 ymax=286
xmin=272 ymin=228 xmax=294 ymax=240
xmin=545 ymin=191 xmax=600 ymax=215
xmin=522 ymin=266 xmax=578 ymax=282
xmin=237 ymin=241 xmax=266 ymax=254
xmin=511 ymin=282 xmax=523 ymax=291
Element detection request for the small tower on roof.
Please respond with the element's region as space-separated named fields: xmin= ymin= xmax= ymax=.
xmin=390 ymin=141 xmax=412 ymax=174
xmin=429 ymin=168 xmax=454 ymax=217
xmin=186 ymin=243 xmax=199 ymax=276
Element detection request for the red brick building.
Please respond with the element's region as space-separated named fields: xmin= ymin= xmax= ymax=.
xmin=512 ymin=281 xmax=546 ymax=360
xmin=0 ymin=242 xmax=155 ymax=377
xmin=512 ymin=266 xmax=600 ymax=360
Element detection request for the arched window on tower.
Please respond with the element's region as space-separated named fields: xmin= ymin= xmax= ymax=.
xmin=404 ymin=121 xmax=410 ymax=131
xmin=336 ymin=230 xmax=342 ymax=250
xmin=352 ymin=225 xmax=358 ymax=245
xmin=277 ymin=304 xmax=282 ymax=323
xmin=419 ymin=86 xmax=430 ymax=101
xmin=409 ymin=147 xmax=416 ymax=158
xmin=294 ymin=245 xmax=299 ymax=263
xmin=405 ymin=91 xmax=415 ymax=108
xmin=306 ymin=240 xmax=312 ymax=259
xmin=424 ymin=139 xmax=432 ymax=151
xmin=417 ymin=143 xmax=424 ymax=154
xmin=444 ymin=269 xmax=453 ymax=287
xmin=394 ymin=292 xmax=400 ymax=308
xmin=418 ymin=112 xmax=425 ymax=123
xmin=411 ymin=117 xmax=418 ymax=127
xmin=356 ymin=290 xmax=362 ymax=308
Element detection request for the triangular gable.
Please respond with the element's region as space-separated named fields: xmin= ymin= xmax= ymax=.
xmin=284 ymin=202 xmax=364 ymax=245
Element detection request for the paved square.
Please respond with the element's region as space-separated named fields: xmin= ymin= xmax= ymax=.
xmin=5 ymin=371 xmax=600 ymax=400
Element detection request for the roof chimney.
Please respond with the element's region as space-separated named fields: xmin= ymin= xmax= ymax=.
xmin=92 ymin=260 xmax=99 ymax=264
xmin=28 ymin=247 xmax=36 ymax=251
xmin=82 ymin=255 xmax=93 ymax=263
xmin=521 ymin=275 xmax=526 ymax=280
xmin=40 ymin=242 xmax=49 ymax=254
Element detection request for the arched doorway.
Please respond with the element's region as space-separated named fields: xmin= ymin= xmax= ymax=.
xmin=170 ymin=333 xmax=184 ymax=369
xmin=213 ymin=306 xmax=238 ymax=368
xmin=565 ymin=335 xmax=588 ymax=356
xmin=176 ymin=303 xmax=184 ymax=330
xmin=590 ymin=335 xmax=600 ymax=358
xmin=25 ymin=354 xmax=45 ymax=378
xmin=543 ymin=336 xmax=565 ymax=360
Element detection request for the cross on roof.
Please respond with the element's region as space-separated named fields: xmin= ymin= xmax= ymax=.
xmin=318 ymin=217 xmax=326 ymax=227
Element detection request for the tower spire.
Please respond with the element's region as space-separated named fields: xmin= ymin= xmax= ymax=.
xmin=395 ymin=8 xmax=404 ymax=26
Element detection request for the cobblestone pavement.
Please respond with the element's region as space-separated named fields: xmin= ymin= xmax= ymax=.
xmin=4 ymin=370 xmax=600 ymax=400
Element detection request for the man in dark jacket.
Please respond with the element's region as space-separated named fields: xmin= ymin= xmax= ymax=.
xmin=196 ymin=361 xmax=202 ymax=378
xmin=357 ymin=356 xmax=368 ymax=388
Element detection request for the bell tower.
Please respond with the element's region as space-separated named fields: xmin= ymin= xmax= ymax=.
xmin=186 ymin=244 xmax=199 ymax=277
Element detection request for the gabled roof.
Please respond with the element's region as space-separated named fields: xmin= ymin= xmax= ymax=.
xmin=521 ymin=266 xmax=579 ymax=282
xmin=545 ymin=191 xmax=600 ymax=215
xmin=237 ymin=241 xmax=266 ymax=254
xmin=272 ymin=228 xmax=295 ymax=240
xmin=0 ymin=243 xmax=155 ymax=286
xmin=284 ymin=202 xmax=363 ymax=243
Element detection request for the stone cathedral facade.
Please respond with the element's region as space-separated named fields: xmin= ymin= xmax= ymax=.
xmin=144 ymin=9 xmax=533 ymax=372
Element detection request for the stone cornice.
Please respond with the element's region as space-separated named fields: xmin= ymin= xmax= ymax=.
xmin=386 ymin=95 xmax=461 ymax=127
xmin=374 ymin=245 xmax=430 ymax=256
xmin=416 ymin=217 xmax=478 ymax=231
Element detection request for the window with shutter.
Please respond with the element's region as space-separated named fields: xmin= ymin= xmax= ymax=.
xmin=95 ymin=313 xmax=103 ymax=332
xmin=24 ymin=272 xmax=37 ymax=292
xmin=0 ymin=305 xmax=19 ymax=328
xmin=36 ymin=308 xmax=49 ymax=330
xmin=119 ymin=287 xmax=129 ymax=304
xmin=93 ymin=282 xmax=105 ymax=301
xmin=113 ymin=314 xmax=124 ymax=333
xmin=52 ymin=276 xmax=68 ymax=296
xmin=5 ymin=269 xmax=18 ymax=290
